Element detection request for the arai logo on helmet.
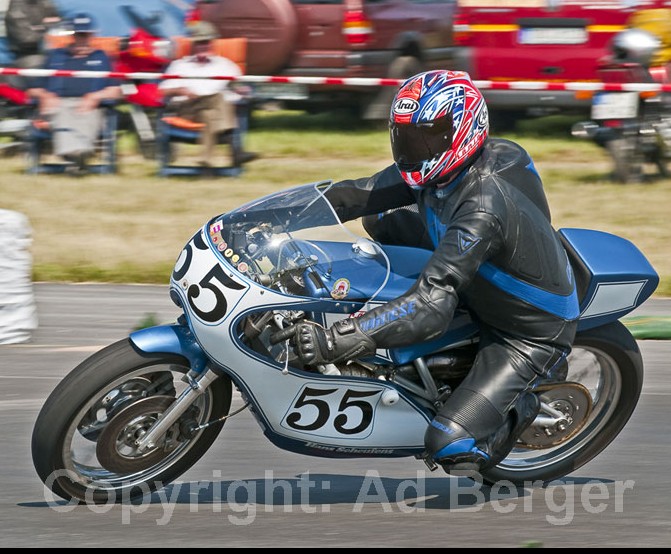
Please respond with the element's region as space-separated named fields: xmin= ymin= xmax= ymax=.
xmin=393 ymin=98 xmax=419 ymax=115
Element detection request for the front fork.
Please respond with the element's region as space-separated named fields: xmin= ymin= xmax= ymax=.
xmin=129 ymin=322 xmax=221 ymax=452
xmin=134 ymin=369 xmax=220 ymax=452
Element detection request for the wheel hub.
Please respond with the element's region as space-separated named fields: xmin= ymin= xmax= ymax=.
xmin=96 ymin=395 xmax=180 ymax=474
xmin=518 ymin=382 xmax=593 ymax=449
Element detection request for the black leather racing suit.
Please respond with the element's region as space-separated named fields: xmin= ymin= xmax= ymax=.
xmin=325 ymin=137 xmax=580 ymax=468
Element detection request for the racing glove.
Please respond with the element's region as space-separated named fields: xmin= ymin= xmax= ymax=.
xmin=278 ymin=319 xmax=377 ymax=366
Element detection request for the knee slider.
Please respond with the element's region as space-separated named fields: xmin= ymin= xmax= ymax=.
xmin=424 ymin=415 xmax=489 ymax=466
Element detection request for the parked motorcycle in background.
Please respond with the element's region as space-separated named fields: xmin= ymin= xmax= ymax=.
xmin=572 ymin=27 xmax=671 ymax=184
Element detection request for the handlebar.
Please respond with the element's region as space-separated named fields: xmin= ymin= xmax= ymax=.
xmin=269 ymin=325 xmax=296 ymax=345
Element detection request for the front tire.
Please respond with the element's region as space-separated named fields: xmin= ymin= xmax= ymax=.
xmin=481 ymin=321 xmax=644 ymax=486
xmin=31 ymin=338 xmax=232 ymax=504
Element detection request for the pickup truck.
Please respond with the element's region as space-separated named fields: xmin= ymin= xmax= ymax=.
xmin=198 ymin=0 xmax=463 ymax=121
xmin=451 ymin=0 xmax=667 ymax=130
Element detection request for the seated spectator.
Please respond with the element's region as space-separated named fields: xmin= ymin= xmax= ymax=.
xmin=158 ymin=20 xmax=259 ymax=169
xmin=25 ymin=12 xmax=121 ymax=170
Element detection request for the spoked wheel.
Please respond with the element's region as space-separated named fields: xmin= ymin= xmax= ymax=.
xmin=481 ymin=321 xmax=644 ymax=486
xmin=31 ymin=338 xmax=232 ymax=504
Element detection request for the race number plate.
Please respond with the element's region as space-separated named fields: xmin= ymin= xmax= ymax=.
xmin=591 ymin=92 xmax=639 ymax=120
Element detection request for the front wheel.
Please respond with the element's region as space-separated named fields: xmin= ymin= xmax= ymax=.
xmin=481 ymin=321 xmax=644 ymax=486
xmin=31 ymin=338 xmax=232 ymax=504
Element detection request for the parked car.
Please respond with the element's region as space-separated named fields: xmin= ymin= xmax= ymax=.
xmin=451 ymin=0 xmax=670 ymax=130
xmin=199 ymin=0 xmax=462 ymax=120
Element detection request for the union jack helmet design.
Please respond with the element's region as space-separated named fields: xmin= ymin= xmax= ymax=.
xmin=389 ymin=70 xmax=489 ymax=189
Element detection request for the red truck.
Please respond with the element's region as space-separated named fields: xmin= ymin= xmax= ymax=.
xmin=452 ymin=0 xmax=671 ymax=129
xmin=198 ymin=0 xmax=671 ymax=127
xmin=198 ymin=0 xmax=462 ymax=120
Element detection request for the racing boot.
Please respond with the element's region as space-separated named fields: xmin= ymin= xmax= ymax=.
xmin=477 ymin=391 xmax=540 ymax=471
xmin=424 ymin=392 xmax=540 ymax=475
xmin=424 ymin=417 xmax=492 ymax=475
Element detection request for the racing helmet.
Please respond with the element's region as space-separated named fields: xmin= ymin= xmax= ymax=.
xmin=389 ymin=70 xmax=489 ymax=189
xmin=611 ymin=28 xmax=661 ymax=68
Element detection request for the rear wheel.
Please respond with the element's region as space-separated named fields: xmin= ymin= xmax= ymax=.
xmin=655 ymin=154 xmax=669 ymax=178
xmin=31 ymin=338 xmax=232 ymax=504
xmin=202 ymin=0 xmax=298 ymax=75
xmin=481 ymin=321 xmax=643 ymax=486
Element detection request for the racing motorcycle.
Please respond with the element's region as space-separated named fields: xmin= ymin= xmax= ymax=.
xmin=31 ymin=180 xmax=659 ymax=504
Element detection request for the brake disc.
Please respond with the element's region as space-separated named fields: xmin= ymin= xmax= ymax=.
xmin=517 ymin=382 xmax=593 ymax=449
xmin=96 ymin=395 xmax=180 ymax=474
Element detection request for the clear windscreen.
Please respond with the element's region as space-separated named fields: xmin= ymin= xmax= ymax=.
xmin=207 ymin=181 xmax=391 ymax=301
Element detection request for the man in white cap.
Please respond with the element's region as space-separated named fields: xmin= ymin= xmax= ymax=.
xmin=159 ymin=20 xmax=258 ymax=169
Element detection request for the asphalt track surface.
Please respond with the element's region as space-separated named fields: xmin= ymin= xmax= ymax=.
xmin=0 ymin=283 xmax=670 ymax=548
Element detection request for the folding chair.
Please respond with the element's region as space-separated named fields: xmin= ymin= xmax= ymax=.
xmin=0 ymin=84 xmax=32 ymax=156
xmin=26 ymin=100 xmax=119 ymax=175
xmin=156 ymin=102 xmax=248 ymax=177
xmin=26 ymin=35 xmax=121 ymax=174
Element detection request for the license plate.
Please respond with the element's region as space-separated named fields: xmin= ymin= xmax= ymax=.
xmin=518 ymin=27 xmax=587 ymax=45
xmin=253 ymin=83 xmax=309 ymax=101
xmin=591 ymin=92 xmax=640 ymax=120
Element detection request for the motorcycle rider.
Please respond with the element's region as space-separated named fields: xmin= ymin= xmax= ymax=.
xmin=279 ymin=70 xmax=580 ymax=475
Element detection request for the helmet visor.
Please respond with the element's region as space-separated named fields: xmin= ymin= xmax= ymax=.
xmin=390 ymin=114 xmax=454 ymax=169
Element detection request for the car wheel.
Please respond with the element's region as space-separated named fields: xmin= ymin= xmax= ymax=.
xmin=361 ymin=56 xmax=424 ymax=121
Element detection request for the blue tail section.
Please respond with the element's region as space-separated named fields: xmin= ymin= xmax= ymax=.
xmin=560 ymin=228 xmax=659 ymax=330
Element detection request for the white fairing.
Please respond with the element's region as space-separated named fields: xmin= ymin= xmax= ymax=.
xmin=171 ymin=224 xmax=430 ymax=453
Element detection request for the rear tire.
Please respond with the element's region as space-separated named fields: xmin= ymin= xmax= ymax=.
xmin=361 ymin=56 xmax=423 ymax=121
xmin=489 ymin=109 xmax=526 ymax=134
xmin=481 ymin=321 xmax=643 ymax=487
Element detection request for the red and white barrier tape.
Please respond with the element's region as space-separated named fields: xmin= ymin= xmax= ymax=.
xmin=2 ymin=67 xmax=671 ymax=92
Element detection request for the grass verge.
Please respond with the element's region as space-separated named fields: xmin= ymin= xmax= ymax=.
xmin=1 ymin=110 xmax=669 ymax=297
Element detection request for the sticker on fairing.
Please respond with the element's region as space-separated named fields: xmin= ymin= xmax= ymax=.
xmin=331 ymin=278 xmax=350 ymax=299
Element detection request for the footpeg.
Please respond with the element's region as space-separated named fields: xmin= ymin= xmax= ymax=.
xmin=421 ymin=455 xmax=439 ymax=472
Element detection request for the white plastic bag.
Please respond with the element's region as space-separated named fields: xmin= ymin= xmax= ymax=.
xmin=0 ymin=209 xmax=38 ymax=344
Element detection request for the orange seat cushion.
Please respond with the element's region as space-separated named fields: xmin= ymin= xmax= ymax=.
xmin=161 ymin=116 xmax=205 ymax=130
